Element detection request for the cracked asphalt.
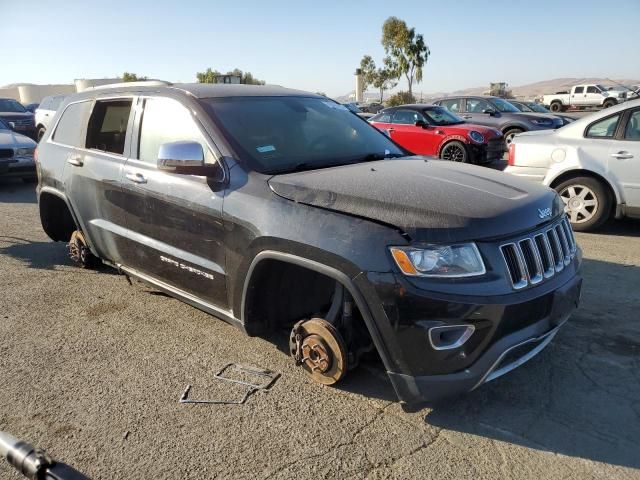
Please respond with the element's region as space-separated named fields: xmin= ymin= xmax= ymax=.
xmin=1 ymin=179 xmax=639 ymax=479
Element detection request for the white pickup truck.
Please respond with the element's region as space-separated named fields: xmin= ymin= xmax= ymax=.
xmin=543 ymin=84 xmax=627 ymax=112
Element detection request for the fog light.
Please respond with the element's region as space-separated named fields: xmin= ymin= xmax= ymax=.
xmin=428 ymin=325 xmax=475 ymax=351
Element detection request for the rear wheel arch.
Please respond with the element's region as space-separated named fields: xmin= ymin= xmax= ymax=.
xmin=38 ymin=190 xmax=78 ymax=242
xmin=549 ymin=169 xmax=619 ymax=205
xmin=240 ymin=251 xmax=393 ymax=370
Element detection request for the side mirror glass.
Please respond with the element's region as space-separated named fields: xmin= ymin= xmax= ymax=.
xmin=158 ymin=141 xmax=204 ymax=171
xmin=482 ymin=109 xmax=496 ymax=116
xmin=414 ymin=120 xmax=427 ymax=128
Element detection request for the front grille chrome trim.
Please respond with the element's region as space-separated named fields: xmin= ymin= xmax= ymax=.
xmin=500 ymin=216 xmax=577 ymax=290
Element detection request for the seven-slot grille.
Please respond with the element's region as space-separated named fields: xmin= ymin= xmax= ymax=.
xmin=500 ymin=217 xmax=577 ymax=290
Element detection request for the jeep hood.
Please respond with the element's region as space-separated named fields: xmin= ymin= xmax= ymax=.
xmin=268 ymin=157 xmax=562 ymax=243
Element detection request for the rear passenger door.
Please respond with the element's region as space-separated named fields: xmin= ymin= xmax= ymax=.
xmin=61 ymin=97 xmax=135 ymax=264
xmin=120 ymin=96 xmax=228 ymax=308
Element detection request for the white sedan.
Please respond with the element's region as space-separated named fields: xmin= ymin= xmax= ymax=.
xmin=505 ymin=99 xmax=640 ymax=231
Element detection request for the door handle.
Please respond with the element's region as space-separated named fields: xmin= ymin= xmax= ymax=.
xmin=610 ymin=151 xmax=633 ymax=160
xmin=67 ymin=155 xmax=83 ymax=167
xmin=126 ymin=172 xmax=147 ymax=184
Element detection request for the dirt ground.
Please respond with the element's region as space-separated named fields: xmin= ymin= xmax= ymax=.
xmin=1 ymin=179 xmax=638 ymax=479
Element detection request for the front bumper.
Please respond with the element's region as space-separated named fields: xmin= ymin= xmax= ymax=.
xmin=384 ymin=274 xmax=582 ymax=404
xmin=0 ymin=157 xmax=36 ymax=178
xmin=504 ymin=164 xmax=547 ymax=183
xmin=468 ymin=138 xmax=505 ymax=164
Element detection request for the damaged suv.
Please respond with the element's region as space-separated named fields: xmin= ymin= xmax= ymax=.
xmin=36 ymin=83 xmax=582 ymax=404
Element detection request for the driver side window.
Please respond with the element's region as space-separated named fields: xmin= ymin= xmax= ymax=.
xmin=138 ymin=97 xmax=211 ymax=164
xmin=392 ymin=110 xmax=424 ymax=125
xmin=466 ymin=98 xmax=491 ymax=113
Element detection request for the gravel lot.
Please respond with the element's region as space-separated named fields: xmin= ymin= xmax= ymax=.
xmin=1 ymin=179 xmax=639 ymax=479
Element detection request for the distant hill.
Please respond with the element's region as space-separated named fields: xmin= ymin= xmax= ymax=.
xmin=335 ymin=77 xmax=640 ymax=103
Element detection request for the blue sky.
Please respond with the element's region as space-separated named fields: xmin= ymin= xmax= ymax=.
xmin=2 ymin=0 xmax=639 ymax=96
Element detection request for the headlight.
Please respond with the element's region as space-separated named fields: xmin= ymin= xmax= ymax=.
xmin=389 ymin=243 xmax=486 ymax=278
xmin=16 ymin=148 xmax=35 ymax=157
xmin=531 ymin=119 xmax=553 ymax=126
xmin=468 ymin=131 xmax=485 ymax=143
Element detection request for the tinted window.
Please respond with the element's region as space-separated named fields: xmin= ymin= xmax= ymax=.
xmin=586 ymin=113 xmax=621 ymax=138
xmin=138 ymin=97 xmax=209 ymax=163
xmin=371 ymin=112 xmax=392 ymax=123
xmin=203 ymin=96 xmax=403 ymax=174
xmin=52 ymin=101 xmax=92 ymax=146
xmin=392 ymin=109 xmax=424 ymax=124
xmin=440 ymin=99 xmax=460 ymax=113
xmin=39 ymin=97 xmax=52 ymax=110
xmin=586 ymin=86 xmax=599 ymax=94
xmin=0 ymin=98 xmax=27 ymax=113
xmin=466 ymin=98 xmax=492 ymax=113
xmin=624 ymin=110 xmax=640 ymax=140
xmin=574 ymin=86 xmax=584 ymax=94
xmin=50 ymin=95 xmax=66 ymax=111
xmin=86 ymin=99 xmax=132 ymax=154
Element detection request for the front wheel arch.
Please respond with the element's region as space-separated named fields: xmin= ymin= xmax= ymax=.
xmin=240 ymin=251 xmax=394 ymax=372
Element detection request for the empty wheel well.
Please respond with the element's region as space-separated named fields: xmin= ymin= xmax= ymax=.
xmin=39 ymin=193 xmax=77 ymax=242
xmin=550 ymin=170 xmax=617 ymax=206
xmin=243 ymin=259 xmax=376 ymax=361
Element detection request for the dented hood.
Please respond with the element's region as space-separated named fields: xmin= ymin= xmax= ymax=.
xmin=268 ymin=157 xmax=562 ymax=243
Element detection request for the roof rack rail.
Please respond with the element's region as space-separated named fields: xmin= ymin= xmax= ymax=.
xmin=88 ymin=80 xmax=172 ymax=90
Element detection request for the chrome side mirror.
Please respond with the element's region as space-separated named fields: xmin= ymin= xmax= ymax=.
xmin=8 ymin=122 xmax=16 ymax=130
xmin=157 ymin=141 xmax=204 ymax=171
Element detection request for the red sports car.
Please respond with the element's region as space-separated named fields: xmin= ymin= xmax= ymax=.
xmin=369 ymin=105 xmax=504 ymax=164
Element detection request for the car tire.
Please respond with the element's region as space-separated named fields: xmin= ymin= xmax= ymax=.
xmin=503 ymin=128 xmax=524 ymax=148
xmin=549 ymin=102 xmax=563 ymax=112
xmin=439 ymin=141 xmax=468 ymax=163
xmin=602 ymin=99 xmax=616 ymax=109
xmin=554 ymin=176 xmax=612 ymax=231
xmin=37 ymin=127 xmax=46 ymax=142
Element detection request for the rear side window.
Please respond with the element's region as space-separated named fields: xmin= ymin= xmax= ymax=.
xmin=39 ymin=97 xmax=52 ymax=110
xmin=86 ymin=99 xmax=132 ymax=155
xmin=370 ymin=112 xmax=391 ymax=123
xmin=138 ymin=97 xmax=209 ymax=163
xmin=392 ymin=110 xmax=424 ymax=124
xmin=52 ymin=101 xmax=92 ymax=146
xmin=585 ymin=113 xmax=621 ymax=138
xmin=440 ymin=99 xmax=460 ymax=113
xmin=50 ymin=95 xmax=66 ymax=111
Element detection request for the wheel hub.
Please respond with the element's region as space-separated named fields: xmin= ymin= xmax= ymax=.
xmin=301 ymin=335 xmax=331 ymax=373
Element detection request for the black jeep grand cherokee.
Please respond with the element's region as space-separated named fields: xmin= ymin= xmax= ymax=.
xmin=36 ymin=83 xmax=582 ymax=404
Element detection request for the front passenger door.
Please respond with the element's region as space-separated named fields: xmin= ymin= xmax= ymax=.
xmin=389 ymin=109 xmax=428 ymax=153
xmin=120 ymin=96 xmax=228 ymax=308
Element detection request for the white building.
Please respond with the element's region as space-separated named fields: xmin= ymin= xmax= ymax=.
xmin=0 ymin=78 xmax=121 ymax=104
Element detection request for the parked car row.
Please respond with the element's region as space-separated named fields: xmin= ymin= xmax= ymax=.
xmin=0 ymin=118 xmax=37 ymax=182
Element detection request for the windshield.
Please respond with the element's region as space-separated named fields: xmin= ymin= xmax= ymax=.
xmin=0 ymin=99 xmax=27 ymax=113
xmin=491 ymin=98 xmax=520 ymax=113
xmin=203 ymin=96 xmax=404 ymax=174
xmin=526 ymin=102 xmax=550 ymax=113
xmin=344 ymin=103 xmax=362 ymax=113
xmin=422 ymin=106 xmax=464 ymax=125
